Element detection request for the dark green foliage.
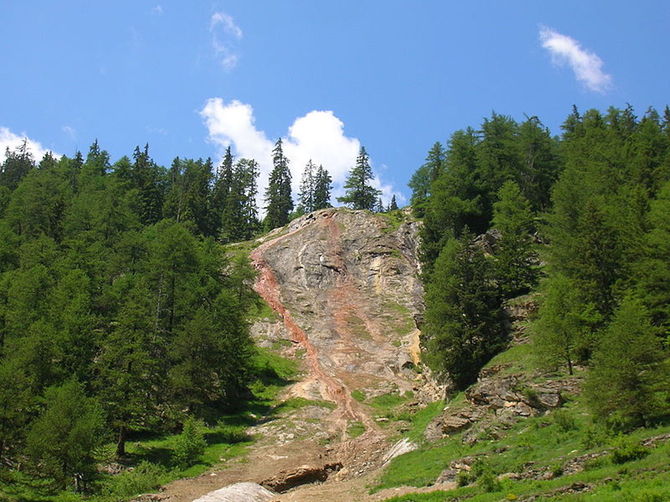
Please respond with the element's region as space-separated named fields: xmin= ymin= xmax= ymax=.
xmin=312 ymin=164 xmax=333 ymax=211
xmin=388 ymin=194 xmax=399 ymax=211
xmin=210 ymin=146 xmax=235 ymax=235
xmin=492 ymin=181 xmax=538 ymax=298
xmin=297 ymin=159 xmax=316 ymax=214
xmin=636 ymin=180 xmax=670 ymax=335
xmin=416 ymin=104 xmax=670 ymax=436
xmin=220 ymin=158 xmax=260 ymax=242
xmin=420 ymin=128 xmax=483 ymax=276
xmin=586 ymin=297 xmax=669 ymax=430
xmin=25 ymin=380 xmax=104 ymax=491
xmin=0 ymin=140 xmax=35 ymax=190
xmin=337 ymin=146 xmax=381 ymax=210
xmin=0 ymin=141 xmax=261 ymax=487
xmin=422 ymin=233 xmax=507 ymax=389
xmin=163 ymin=157 xmax=213 ymax=235
xmin=264 ymin=138 xmax=293 ymax=229
xmin=409 ymin=142 xmax=444 ymax=217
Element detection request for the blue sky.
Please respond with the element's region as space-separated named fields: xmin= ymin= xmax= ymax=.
xmin=1 ymin=1 xmax=668 ymax=204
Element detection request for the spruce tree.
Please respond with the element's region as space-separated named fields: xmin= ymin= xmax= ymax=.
xmin=337 ymin=146 xmax=380 ymax=210
xmin=298 ymin=160 xmax=316 ymax=214
xmin=422 ymin=232 xmax=506 ymax=389
xmin=210 ymin=147 xmax=234 ymax=236
xmin=389 ymin=194 xmax=399 ymax=211
xmin=312 ymin=164 xmax=332 ymax=210
xmin=264 ymin=139 xmax=293 ymax=229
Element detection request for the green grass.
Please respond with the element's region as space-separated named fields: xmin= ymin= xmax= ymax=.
xmin=273 ymin=397 xmax=336 ymax=413
xmin=382 ymin=437 xmax=670 ymax=501
xmin=352 ymin=389 xmax=366 ymax=402
xmin=406 ymin=400 xmax=445 ymax=443
xmin=375 ymin=387 xmax=670 ymax=502
xmin=348 ymin=421 xmax=366 ymax=438
xmin=378 ymin=210 xmax=412 ymax=233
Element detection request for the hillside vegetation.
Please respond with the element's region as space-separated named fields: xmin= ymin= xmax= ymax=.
xmin=389 ymin=105 xmax=670 ymax=499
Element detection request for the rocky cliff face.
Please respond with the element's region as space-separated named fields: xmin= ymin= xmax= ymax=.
xmin=156 ymin=209 xmax=442 ymax=502
xmin=251 ymin=208 xmax=427 ymax=434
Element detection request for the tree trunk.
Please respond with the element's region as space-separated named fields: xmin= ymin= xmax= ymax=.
xmin=116 ymin=426 xmax=127 ymax=458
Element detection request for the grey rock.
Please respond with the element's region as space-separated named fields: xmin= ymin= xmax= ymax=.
xmin=192 ymin=482 xmax=275 ymax=502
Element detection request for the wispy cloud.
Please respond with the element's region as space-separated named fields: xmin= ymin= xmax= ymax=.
xmin=539 ymin=26 xmax=612 ymax=93
xmin=151 ymin=5 xmax=163 ymax=16
xmin=62 ymin=125 xmax=77 ymax=140
xmin=199 ymin=98 xmax=403 ymax=211
xmin=210 ymin=12 xmax=243 ymax=70
xmin=0 ymin=127 xmax=60 ymax=161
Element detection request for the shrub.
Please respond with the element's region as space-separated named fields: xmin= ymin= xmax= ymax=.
xmin=104 ymin=462 xmax=170 ymax=498
xmin=611 ymin=437 xmax=648 ymax=464
xmin=552 ymin=409 xmax=577 ymax=432
xmin=172 ymin=417 xmax=207 ymax=468
xmin=478 ymin=470 xmax=501 ymax=493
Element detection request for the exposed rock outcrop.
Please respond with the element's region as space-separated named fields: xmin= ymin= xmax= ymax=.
xmin=260 ymin=463 xmax=342 ymax=493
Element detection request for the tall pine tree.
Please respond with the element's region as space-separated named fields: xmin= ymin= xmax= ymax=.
xmin=264 ymin=139 xmax=293 ymax=230
xmin=337 ymin=146 xmax=380 ymax=210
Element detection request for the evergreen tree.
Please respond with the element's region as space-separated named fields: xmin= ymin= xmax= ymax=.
xmin=0 ymin=139 xmax=35 ymax=190
xmin=533 ymin=274 xmax=598 ymax=374
xmin=491 ymin=181 xmax=538 ymax=298
xmin=420 ymin=128 xmax=482 ymax=277
xmin=221 ymin=159 xmax=259 ymax=242
xmin=26 ymin=380 xmax=104 ymax=491
xmin=422 ymin=233 xmax=506 ymax=389
xmin=586 ymin=297 xmax=669 ymax=430
xmin=337 ymin=146 xmax=380 ymax=210
xmin=162 ymin=157 xmax=212 ymax=235
xmin=388 ymin=194 xmax=399 ymax=211
xmin=516 ymin=116 xmax=561 ymax=211
xmin=131 ymin=145 xmax=165 ymax=226
xmin=210 ymin=147 xmax=234 ymax=235
xmin=298 ymin=160 xmax=316 ymax=214
xmin=312 ymin=164 xmax=332 ymax=210
xmin=264 ymin=139 xmax=293 ymax=230
xmin=409 ymin=142 xmax=444 ymax=217
xmin=96 ymin=278 xmax=160 ymax=457
xmin=636 ymin=180 xmax=670 ymax=334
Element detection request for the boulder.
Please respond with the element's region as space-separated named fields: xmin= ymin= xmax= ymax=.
xmin=192 ymin=483 xmax=275 ymax=502
xmin=261 ymin=463 xmax=342 ymax=493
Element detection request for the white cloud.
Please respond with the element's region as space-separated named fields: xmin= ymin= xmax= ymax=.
xmin=0 ymin=127 xmax=59 ymax=162
xmin=210 ymin=12 xmax=242 ymax=70
xmin=199 ymin=98 xmax=400 ymax=210
xmin=151 ymin=5 xmax=163 ymax=15
xmin=539 ymin=26 xmax=612 ymax=93
xmin=62 ymin=125 xmax=77 ymax=140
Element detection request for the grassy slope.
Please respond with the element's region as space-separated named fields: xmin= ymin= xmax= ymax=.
xmin=374 ymin=344 xmax=670 ymax=502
